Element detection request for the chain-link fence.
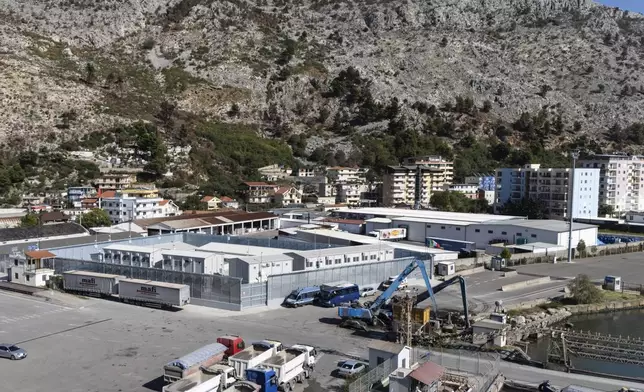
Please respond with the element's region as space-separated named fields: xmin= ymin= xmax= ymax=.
xmin=47 ymin=258 xmax=243 ymax=310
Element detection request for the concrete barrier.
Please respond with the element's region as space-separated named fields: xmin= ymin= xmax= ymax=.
xmin=457 ymin=266 xmax=485 ymax=277
xmin=502 ymin=270 xmax=518 ymax=278
xmin=501 ymin=276 xmax=551 ymax=292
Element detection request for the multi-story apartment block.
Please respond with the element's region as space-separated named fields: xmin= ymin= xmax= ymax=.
xmin=241 ymin=182 xmax=279 ymax=204
xmin=67 ymin=186 xmax=96 ymax=207
xmin=382 ymin=165 xmax=443 ymax=207
xmin=495 ymin=164 xmax=600 ymax=219
xmin=464 ymin=174 xmax=496 ymax=191
xmin=101 ymin=185 xmax=181 ymax=224
xmin=93 ymin=173 xmax=137 ymax=191
xmin=319 ymin=166 xmax=372 ymax=205
xmin=445 ymin=184 xmax=479 ymax=199
xmin=579 ymin=154 xmax=644 ymax=215
xmin=402 ymin=155 xmax=454 ymax=190
xmin=294 ymin=167 xmax=319 ymax=177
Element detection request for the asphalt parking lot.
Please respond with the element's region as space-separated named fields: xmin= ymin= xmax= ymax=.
xmin=0 ymin=290 xmax=372 ymax=392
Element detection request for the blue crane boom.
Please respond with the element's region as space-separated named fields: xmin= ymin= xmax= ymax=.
xmin=338 ymin=258 xmax=470 ymax=328
xmin=337 ymin=258 xmax=438 ymax=325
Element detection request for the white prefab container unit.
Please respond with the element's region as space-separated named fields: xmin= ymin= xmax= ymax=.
xmin=436 ymin=261 xmax=455 ymax=277
xmin=227 ymin=254 xmax=294 ymax=283
xmin=62 ymin=270 xmax=125 ymax=295
xmin=159 ymin=250 xmax=224 ymax=274
xmin=118 ymin=278 xmax=190 ymax=307
xmin=102 ymin=244 xmax=163 ymax=268
xmin=285 ymin=244 xmax=394 ymax=272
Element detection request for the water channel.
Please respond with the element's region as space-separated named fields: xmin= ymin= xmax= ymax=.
xmin=527 ymin=309 xmax=644 ymax=380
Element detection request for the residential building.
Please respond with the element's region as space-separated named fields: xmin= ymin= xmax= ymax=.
xmin=67 ymin=186 xmax=96 ymax=206
xmin=318 ymin=166 xmax=373 ymax=206
xmin=101 ymin=186 xmax=180 ymax=224
xmin=241 ymin=182 xmax=279 ymax=204
xmin=294 ymin=167 xmax=318 ymax=177
xmin=7 ymin=250 xmax=56 ymax=288
xmin=464 ymin=174 xmax=496 ymax=191
xmin=402 ymin=155 xmax=454 ymax=189
xmin=478 ymin=189 xmax=495 ymax=206
xmin=382 ymin=165 xmax=443 ymax=207
xmin=81 ymin=198 xmax=99 ymax=209
xmin=495 ymin=164 xmax=600 ymax=220
xmin=220 ymin=196 xmax=239 ymax=209
xmin=201 ymin=196 xmax=221 ymax=211
xmin=444 ymin=184 xmax=479 ymax=199
xmin=39 ymin=211 xmax=70 ymax=225
xmin=258 ymin=164 xmax=292 ymax=181
xmin=579 ymin=154 xmax=644 ymax=215
xmin=626 ymin=211 xmax=644 ymax=224
xmin=272 ymin=186 xmax=302 ymax=206
xmin=160 ymin=200 xmax=181 ymax=217
xmin=93 ymin=172 xmax=137 ymax=191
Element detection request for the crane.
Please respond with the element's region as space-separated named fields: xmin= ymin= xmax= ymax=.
xmin=337 ymin=259 xmax=470 ymax=330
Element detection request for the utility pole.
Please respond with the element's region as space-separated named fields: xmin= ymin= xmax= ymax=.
xmin=567 ymin=151 xmax=579 ymax=262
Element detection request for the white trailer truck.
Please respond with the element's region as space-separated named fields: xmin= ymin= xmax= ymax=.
xmin=162 ymin=364 xmax=237 ymax=392
xmin=367 ymin=228 xmax=407 ymax=240
xmin=258 ymin=345 xmax=316 ymax=391
xmin=228 ymin=341 xmax=282 ymax=381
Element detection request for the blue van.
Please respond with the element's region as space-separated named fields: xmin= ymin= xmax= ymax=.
xmin=283 ymin=286 xmax=320 ymax=307
xmin=315 ymin=282 xmax=360 ymax=307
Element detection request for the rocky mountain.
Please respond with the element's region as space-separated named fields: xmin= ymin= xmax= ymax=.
xmin=1 ymin=0 xmax=644 ymax=190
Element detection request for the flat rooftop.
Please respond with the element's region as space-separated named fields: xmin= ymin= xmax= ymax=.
xmin=160 ymin=249 xmax=217 ymax=259
xmin=332 ymin=207 xmax=524 ymax=224
xmin=481 ymin=219 xmax=596 ymax=232
xmin=196 ymin=242 xmax=290 ymax=256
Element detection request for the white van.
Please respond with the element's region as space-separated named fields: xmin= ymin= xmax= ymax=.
xmin=382 ymin=275 xmax=408 ymax=290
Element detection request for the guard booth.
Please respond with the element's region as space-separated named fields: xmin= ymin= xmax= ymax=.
xmin=436 ymin=261 xmax=455 ymax=276
xmin=490 ymin=256 xmax=506 ymax=271
xmin=603 ymin=275 xmax=621 ymax=291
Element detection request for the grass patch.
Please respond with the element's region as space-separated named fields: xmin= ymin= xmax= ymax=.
xmin=601 ymin=290 xmax=641 ymax=302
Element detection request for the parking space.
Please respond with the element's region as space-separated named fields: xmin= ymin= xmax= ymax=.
xmin=0 ymin=291 xmax=369 ymax=392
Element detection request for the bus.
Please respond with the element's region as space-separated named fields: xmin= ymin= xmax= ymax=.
xmin=315 ymin=282 xmax=359 ymax=307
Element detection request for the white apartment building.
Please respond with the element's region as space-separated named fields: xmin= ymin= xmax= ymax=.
xmin=382 ymin=165 xmax=444 ymax=207
xmin=258 ymin=164 xmax=292 ymax=181
xmin=93 ymin=173 xmax=137 ymax=190
xmin=403 ymin=155 xmax=454 ymax=189
xmin=102 ymin=187 xmax=180 ymax=224
xmin=495 ymin=164 xmax=600 ymax=220
xmin=579 ymin=155 xmax=644 ymax=215
xmin=319 ymin=166 xmax=372 ymax=205
xmin=445 ymin=184 xmax=479 ymax=199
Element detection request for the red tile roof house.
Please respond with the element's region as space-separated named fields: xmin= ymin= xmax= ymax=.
xmin=200 ymin=195 xmax=221 ymax=210
xmin=241 ymin=182 xmax=279 ymax=204
xmin=271 ymin=186 xmax=302 ymax=206
xmin=219 ymin=196 xmax=239 ymax=209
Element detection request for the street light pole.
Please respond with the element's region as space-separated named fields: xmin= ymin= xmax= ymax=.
xmin=567 ymin=150 xmax=580 ymax=262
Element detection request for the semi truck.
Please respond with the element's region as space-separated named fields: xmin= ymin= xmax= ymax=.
xmin=164 ymin=343 xmax=229 ymax=384
xmin=228 ymin=341 xmax=282 ymax=381
xmin=162 ymin=364 xmax=237 ymax=392
xmin=62 ymin=270 xmax=125 ymax=296
xmin=119 ymin=278 xmax=190 ymax=308
xmin=259 ymin=345 xmax=316 ymax=391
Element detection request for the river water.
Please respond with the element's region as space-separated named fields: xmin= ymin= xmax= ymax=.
xmin=527 ymin=309 xmax=644 ymax=379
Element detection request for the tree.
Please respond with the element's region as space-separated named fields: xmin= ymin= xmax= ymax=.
xmin=85 ymin=63 xmax=96 ymax=84
xmin=156 ymin=100 xmax=177 ymax=128
xmin=79 ymin=208 xmax=111 ymax=229
xmin=598 ymin=204 xmax=615 ymax=218
xmin=576 ymin=239 xmax=587 ymax=257
xmin=568 ymin=274 xmax=602 ymax=304
xmin=20 ymin=213 xmax=39 ymax=228
xmin=228 ymin=103 xmax=240 ymax=118
xmin=499 ymin=198 xmax=548 ymax=219
xmin=182 ymin=194 xmax=204 ymax=211
xmin=500 ymin=247 xmax=512 ymax=260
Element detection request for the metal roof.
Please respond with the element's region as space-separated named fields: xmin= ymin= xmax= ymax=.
xmin=286 ymin=243 xmax=392 ymax=258
xmin=333 ymin=207 xmax=523 ymax=223
xmin=196 ymin=242 xmax=289 ymax=256
xmin=229 ymin=254 xmax=294 ymax=265
xmin=160 ymin=249 xmax=217 ymax=259
xmin=368 ymin=341 xmax=406 ymax=354
xmin=103 ymin=244 xmax=163 ymax=253
xmin=0 ymin=222 xmax=88 ymax=242
xmin=409 ymin=361 xmax=445 ymax=386
xmin=480 ymin=219 xmax=596 ymax=232
xmin=365 ymin=217 xmax=392 ymax=224
xmin=391 ymin=216 xmax=472 ymax=226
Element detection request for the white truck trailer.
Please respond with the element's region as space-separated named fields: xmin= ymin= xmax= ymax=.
xmin=259 ymin=345 xmax=316 ymax=391
xmin=118 ymin=278 xmax=190 ymax=308
xmin=228 ymin=341 xmax=282 ymax=381
xmin=368 ymin=228 xmax=407 ymax=240
xmin=162 ymin=364 xmax=237 ymax=392
xmin=62 ymin=270 xmax=125 ymax=296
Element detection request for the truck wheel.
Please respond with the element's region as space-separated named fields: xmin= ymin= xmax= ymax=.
xmin=304 ymin=369 xmax=310 ymax=379
xmin=286 ymin=381 xmax=292 ymax=391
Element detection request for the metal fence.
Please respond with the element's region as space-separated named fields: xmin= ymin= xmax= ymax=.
xmin=241 ymin=282 xmax=268 ymax=308
xmin=47 ymin=258 xmax=243 ymax=310
xmin=267 ymin=257 xmax=417 ymax=302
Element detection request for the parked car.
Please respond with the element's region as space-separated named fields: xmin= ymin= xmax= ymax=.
xmin=337 ymin=360 xmax=367 ymax=378
xmin=0 ymin=344 xmax=26 ymax=360
xmin=382 ymin=275 xmax=408 ymax=290
xmin=360 ymin=286 xmax=377 ymax=297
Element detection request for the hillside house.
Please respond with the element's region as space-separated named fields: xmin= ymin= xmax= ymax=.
xmin=272 ymin=187 xmax=302 ymax=206
xmin=242 ymin=182 xmax=279 ymax=204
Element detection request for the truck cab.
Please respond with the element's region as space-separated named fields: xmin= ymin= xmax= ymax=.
xmin=291 ymin=344 xmax=317 ymax=367
xmin=245 ymin=368 xmax=278 ymax=392
xmin=217 ymin=335 xmax=246 ymax=357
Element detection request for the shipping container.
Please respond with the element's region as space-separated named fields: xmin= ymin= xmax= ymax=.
xmin=62 ymin=270 xmax=125 ymax=296
xmin=118 ymin=278 xmax=190 ymax=307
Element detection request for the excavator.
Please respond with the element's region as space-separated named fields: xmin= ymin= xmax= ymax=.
xmin=337 ymin=258 xmax=470 ymax=331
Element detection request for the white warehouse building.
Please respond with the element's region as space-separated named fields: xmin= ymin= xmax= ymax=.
xmin=101 ymin=244 xmax=163 ymax=268
xmin=159 ymin=250 xmax=224 ymax=274
xmin=227 ymin=254 xmax=294 ymax=283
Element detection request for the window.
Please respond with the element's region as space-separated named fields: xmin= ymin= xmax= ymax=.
xmin=325 ymin=259 xmax=332 ymax=266
xmin=426 ymin=225 xmax=432 ymax=228
xmin=456 ymin=227 xmax=461 ymax=231
xmin=14 ymin=273 xmax=18 ymax=280
xmin=42 ymin=275 xmax=47 ymax=282
xmin=441 ymin=226 xmax=446 ymax=229
xmin=26 ymin=275 xmax=30 ymax=282
xmin=306 ymin=261 xmax=313 ymax=268
xmin=370 ymin=255 xmax=376 ymax=260
xmin=502 ymin=231 xmax=507 ymax=235
xmin=14 ymin=260 xmax=17 ymax=266
xmin=362 ymin=255 xmax=368 ymax=261
xmin=377 ymin=357 xmax=385 ymax=365
xmin=353 ymin=257 xmax=359 ymax=262
xmin=531 ymin=234 xmax=537 ymax=238
xmin=488 ymin=230 xmax=493 ymax=234
xmin=475 ymin=229 xmax=480 ymax=233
